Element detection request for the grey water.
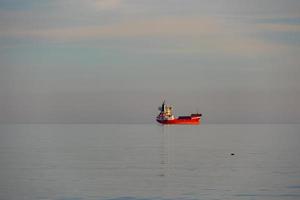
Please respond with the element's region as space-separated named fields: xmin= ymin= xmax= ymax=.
xmin=0 ymin=124 xmax=300 ymax=200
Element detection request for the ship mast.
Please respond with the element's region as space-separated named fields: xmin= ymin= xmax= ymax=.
xmin=162 ymin=100 xmax=166 ymax=112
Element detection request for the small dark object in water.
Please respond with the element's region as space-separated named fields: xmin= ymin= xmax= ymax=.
xmin=231 ymin=153 xmax=235 ymax=156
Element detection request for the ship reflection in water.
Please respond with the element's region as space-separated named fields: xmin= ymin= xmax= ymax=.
xmin=159 ymin=126 xmax=169 ymax=180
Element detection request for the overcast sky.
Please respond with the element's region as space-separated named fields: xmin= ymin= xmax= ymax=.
xmin=0 ymin=0 xmax=300 ymax=123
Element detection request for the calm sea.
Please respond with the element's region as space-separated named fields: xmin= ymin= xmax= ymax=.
xmin=0 ymin=124 xmax=300 ymax=200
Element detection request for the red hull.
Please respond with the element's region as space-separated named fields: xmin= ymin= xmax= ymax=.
xmin=157 ymin=118 xmax=201 ymax=125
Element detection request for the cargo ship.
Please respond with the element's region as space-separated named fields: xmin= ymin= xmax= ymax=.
xmin=156 ymin=101 xmax=202 ymax=125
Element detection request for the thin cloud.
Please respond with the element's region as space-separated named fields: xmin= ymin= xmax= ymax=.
xmin=2 ymin=17 xmax=221 ymax=39
xmin=92 ymin=0 xmax=121 ymax=10
xmin=0 ymin=15 xmax=296 ymax=56
xmin=256 ymin=23 xmax=300 ymax=32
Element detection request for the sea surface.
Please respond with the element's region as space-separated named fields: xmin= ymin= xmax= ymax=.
xmin=0 ymin=124 xmax=300 ymax=200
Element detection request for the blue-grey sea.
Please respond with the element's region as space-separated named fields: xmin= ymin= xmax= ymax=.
xmin=0 ymin=124 xmax=300 ymax=200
